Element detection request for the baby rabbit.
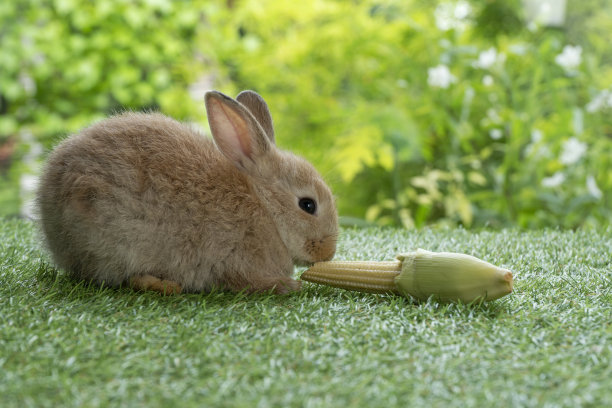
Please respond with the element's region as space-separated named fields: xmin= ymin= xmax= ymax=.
xmin=36 ymin=90 xmax=338 ymax=294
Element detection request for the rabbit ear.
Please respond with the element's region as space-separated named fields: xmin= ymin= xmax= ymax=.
xmin=236 ymin=90 xmax=275 ymax=145
xmin=205 ymin=91 xmax=271 ymax=172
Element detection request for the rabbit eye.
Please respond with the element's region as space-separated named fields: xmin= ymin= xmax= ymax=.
xmin=298 ymin=198 xmax=317 ymax=215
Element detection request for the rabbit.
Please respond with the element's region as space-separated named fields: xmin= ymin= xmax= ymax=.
xmin=36 ymin=90 xmax=338 ymax=295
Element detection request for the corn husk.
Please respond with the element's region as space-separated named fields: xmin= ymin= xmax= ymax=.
xmin=395 ymin=249 xmax=513 ymax=302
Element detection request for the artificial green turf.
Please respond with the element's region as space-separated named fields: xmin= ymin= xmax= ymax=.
xmin=1 ymin=218 xmax=611 ymax=407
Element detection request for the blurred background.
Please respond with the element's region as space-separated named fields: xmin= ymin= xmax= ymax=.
xmin=1 ymin=0 xmax=610 ymax=229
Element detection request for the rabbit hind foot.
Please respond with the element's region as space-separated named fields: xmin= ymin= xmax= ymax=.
xmin=129 ymin=274 xmax=182 ymax=295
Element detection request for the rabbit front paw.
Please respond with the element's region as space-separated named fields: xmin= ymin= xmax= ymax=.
xmin=268 ymin=277 xmax=302 ymax=295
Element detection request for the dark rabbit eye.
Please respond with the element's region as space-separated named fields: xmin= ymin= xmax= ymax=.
xmin=298 ymin=198 xmax=317 ymax=215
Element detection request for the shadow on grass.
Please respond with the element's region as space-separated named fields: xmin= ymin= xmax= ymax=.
xmin=32 ymin=260 xmax=299 ymax=309
xmin=298 ymin=280 xmax=512 ymax=320
xmin=32 ymin=260 xmax=511 ymax=320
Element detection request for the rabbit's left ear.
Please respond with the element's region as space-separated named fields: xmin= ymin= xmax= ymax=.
xmin=236 ymin=90 xmax=275 ymax=145
xmin=205 ymin=91 xmax=271 ymax=173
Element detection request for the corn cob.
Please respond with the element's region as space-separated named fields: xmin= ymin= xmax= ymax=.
xmin=299 ymin=260 xmax=402 ymax=294
xmin=301 ymin=249 xmax=513 ymax=303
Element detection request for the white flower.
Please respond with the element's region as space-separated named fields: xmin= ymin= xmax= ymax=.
xmin=525 ymin=129 xmax=551 ymax=158
xmin=527 ymin=21 xmax=539 ymax=32
xmin=509 ymin=43 xmax=528 ymax=56
xmin=555 ymin=45 xmax=582 ymax=72
xmin=487 ymin=108 xmax=501 ymax=123
xmin=482 ymin=75 xmax=494 ymax=86
xmin=20 ymin=174 xmax=39 ymax=193
xmin=586 ymin=89 xmax=612 ymax=113
xmin=480 ymin=108 xmax=503 ymax=129
xmin=586 ymin=175 xmax=603 ymax=199
xmin=427 ymin=64 xmax=456 ymax=89
xmin=473 ymin=48 xmax=498 ymax=69
xmin=453 ymin=1 xmax=470 ymax=19
xmin=434 ymin=1 xmax=471 ymax=31
xmin=527 ymin=0 xmax=566 ymax=27
xmin=489 ymin=129 xmax=503 ymax=140
xmin=559 ymin=137 xmax=587 ymax=165
xmin=542 ymin=172 xmax=565 ymax=188
xmin=19 ymin=73 xmax=36 ymax=95
xmin=586 ymin=95 xmax=604 ymax=113
xmin=540 ymin=3 xmax=552 ymax=15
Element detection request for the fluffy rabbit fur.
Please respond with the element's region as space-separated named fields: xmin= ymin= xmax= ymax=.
xmin=36 ymin=90 xmax=338 ymax=294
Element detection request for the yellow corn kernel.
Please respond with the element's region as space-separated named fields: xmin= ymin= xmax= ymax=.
xmin=300 ymin=260 xmax=401 ymax=294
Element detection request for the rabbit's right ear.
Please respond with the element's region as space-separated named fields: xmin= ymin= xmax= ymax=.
xmin=205 ymin=91 xmax=271 ymax=172
xmin=236 ymin=90 xmax=275 ymax=145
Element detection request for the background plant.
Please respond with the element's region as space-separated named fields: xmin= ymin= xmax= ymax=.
xmin=200 ymin=0 xmax=612 ymax=228
xmin=0 ymin=0 xmax=208 ymax=215
xmin=1 ymin=0 xmax=610 ymax=228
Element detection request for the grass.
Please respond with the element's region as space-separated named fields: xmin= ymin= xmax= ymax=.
xmin=1 ymin=218 xmax=611 ymax=407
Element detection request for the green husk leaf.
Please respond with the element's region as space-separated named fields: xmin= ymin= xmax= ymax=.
xmin=395 ymin=249 xmax=513 ymax=303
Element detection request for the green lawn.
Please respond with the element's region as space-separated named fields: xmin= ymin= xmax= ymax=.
xmin=1 ymin=218 xmax=611 ymax=407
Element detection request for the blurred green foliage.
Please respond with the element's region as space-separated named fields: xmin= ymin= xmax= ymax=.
xmin=0 ymin=0 xmax=208 ymax=215
xmin=1 ymin=0 xmax=611 ymax=228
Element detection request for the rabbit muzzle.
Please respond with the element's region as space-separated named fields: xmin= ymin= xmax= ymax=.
xmin=303 ymin=234 xmax=337 ymax=263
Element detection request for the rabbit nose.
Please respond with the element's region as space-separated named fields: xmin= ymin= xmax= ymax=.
xmin=306 ymin=235 xmax=337 ymax=262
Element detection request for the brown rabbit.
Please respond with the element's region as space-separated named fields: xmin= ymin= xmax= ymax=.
xmin=36 ymin=90 xmax=338 ymax=295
